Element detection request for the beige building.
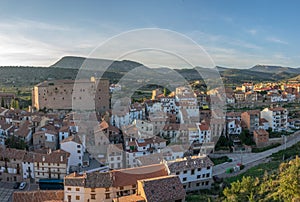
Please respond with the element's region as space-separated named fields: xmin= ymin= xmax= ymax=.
xmin=32 ymin=78 xmax=109 ymax=113
xmin=0 ymin=148 xmax=25 ymax=182
xmin=64 ymin=164 xmax=169 ymax=202
xmin=34 ymin=149 xmax=70 ymax=181
xmin=115 ymin=175 xmax=186 ymax=202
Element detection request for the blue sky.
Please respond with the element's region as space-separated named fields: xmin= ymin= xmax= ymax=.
xmin=0 ymin=0 xmax=299 ymax=68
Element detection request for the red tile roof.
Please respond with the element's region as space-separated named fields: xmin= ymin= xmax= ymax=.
xmin=13 ymin=190 xmax=64 ymax=202
xmin=140 ymin=175 xmax=186 ymax=202
xmin=112 ymin=164 xmax=169 ymax=187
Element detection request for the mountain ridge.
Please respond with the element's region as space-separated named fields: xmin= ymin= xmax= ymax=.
xmin=0 ymin=56 xmax=299 ymax=87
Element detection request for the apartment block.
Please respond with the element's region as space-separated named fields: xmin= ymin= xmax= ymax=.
xmin=260 ymin=107 xmax=288 ymax=132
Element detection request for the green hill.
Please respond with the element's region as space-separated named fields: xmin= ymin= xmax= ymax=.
xmin=0 ymin=57 xmax=299 ymax=88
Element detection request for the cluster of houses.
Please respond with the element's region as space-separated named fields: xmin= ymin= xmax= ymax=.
xmin=227 ymin=82 xmax=300 ymax=104
xmin=3 ymin=78 xmax=300 ymax=202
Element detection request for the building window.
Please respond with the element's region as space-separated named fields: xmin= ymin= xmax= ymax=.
xmin=132 ymin=184 xmax=136 ymax=188
xmin=76 ymin=188 xmax=80 ymax=191
xmin=91 ymin=188 xmax=95 ymax=192
xmin=206 ymin=181 xmax=209 ymax=185
xmin=183 ymin=177 xmax=187 ymax=182
xmin=207 ymin=166 xmax=210 ymax=170
xmin=105 ymin=193 xmax=110 ymax=199
xmin=191 ymin=169 xmax=195 ymax=175
xmin=176 ymin=172 xmax=180 ymax=175
xmin=196 ymin=183 xmax=200 ymax=187
xmin=91 ymin=194 xmax=96 ymax=200
xmin=77 ymin=145 xmax=81 ymax=148
xmin=105 ymin=187 xmax=109 ymax=192
xmin=206 ymin=173 xmax=210 ymax=178
xmin=67 ymin=187 xmax=71 ymax=191
xmin=77 ymin=150 xmax=81 ymax=154
xmin=120 ymin=186 xmax=124 ymax=190
xmin=197 ymin=175 xmax=200 ymax=179
xmin=183 ymin=170 xmax=187 ymax=174
xmin=76 ymin=196 xmax=80 ymax=200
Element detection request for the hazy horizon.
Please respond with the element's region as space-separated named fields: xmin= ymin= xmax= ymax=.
xmin=1 ymin=0 xmax=300 ymax=68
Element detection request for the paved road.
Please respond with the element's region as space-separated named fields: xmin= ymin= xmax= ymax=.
xmin=0 ymin=181 xmax=39 ymax=202
xmin=212 ymin=131 xmax=300 ymax=176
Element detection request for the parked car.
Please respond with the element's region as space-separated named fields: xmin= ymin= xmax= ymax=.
xmin=19 ymin=182 xmax=27 ymax=190
xmin=13 ymin=182 xmax=20 ymax=189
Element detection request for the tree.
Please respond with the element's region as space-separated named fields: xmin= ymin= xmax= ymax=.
xmin=14 ymin=100 xmax=19 ymax=109
xmin=10 ymin=99 xmax=19 ymax=109
xmin=1 ymin=97 xmax=4 ymax=107
xmin=275 ymin=156 xmax=300 ymax=201
xmin=223 ymin=157 xmax=300 ymax=202
xmin=223 ymin=176 xmax=259 ymax=202
xmin=163 ymin=88 xmax=167 ymax=96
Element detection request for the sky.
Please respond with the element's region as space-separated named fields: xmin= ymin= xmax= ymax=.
xmin=0 ymin=0 xmax=300 ymax=68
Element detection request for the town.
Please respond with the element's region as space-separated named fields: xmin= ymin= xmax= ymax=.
xmin=0 ymin=76 xmax=299 ymax=202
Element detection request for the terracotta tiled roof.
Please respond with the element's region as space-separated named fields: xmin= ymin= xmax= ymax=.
xmin=254 ymin=129 xmax=269 ymax=136
xmin=65 ymin=171 xmax=113 ymax=188
xmin=59 ymin=125 xmax=69 ymax=132
xmin=136 ymin=153 xmax=164 ymax=166
xmin=60 ymin=135 xmax=82 ymax=144
xmin=13 ymin=190 xmax=63 ymax=202
xmin=226 ymin=111 xmax=241 ymax=117
xmin=136 ymin=136 xmax=166 ymax=147
xmin=112 ymin=164 xmax=169 ymax=187
xmin=114 ymin=194 xmax=145 ymax=202
xmin=244 ymin=110 xmax=260 ymax=115
xmin=269 ymin=107 xmax=286 ymax=111
xmin=0 ymin=120 xmax=12 ymax=130
xmin=197 ymin=122 xmax=210 ymax=131
xmin=34 ymin=149 xmax=70 ymax=164
xmin=140 ymin=175 xmax=186 ymax=202
xmin=14 ymin=121 xmax=31 ymax=138
xmin=64 ymin=173 xmax=86 ymax=186
xmin=23 ymin=151 xmax=35 ymax=162
xmin=108 ymin=125 xmax=120 ymax=133
xmin=0 ymin=147 xmax=26 ymax=160
xmin=65 ymin=164 xmax=169 ymax=189
xmin=86 ymin=172 xmax=113 ymax=188
xmin=162 ymin=123 xmax=180 ymax=131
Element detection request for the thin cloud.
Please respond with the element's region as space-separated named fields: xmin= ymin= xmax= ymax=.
xmin=267 ymin=37 xmax=288 ymax=45
xmin=247 ymin=29 xmax=257 ymax=35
